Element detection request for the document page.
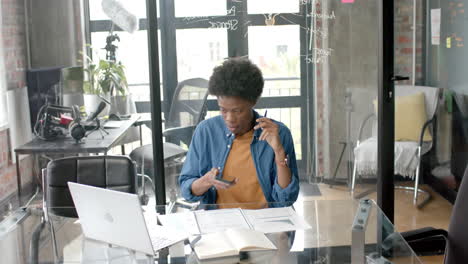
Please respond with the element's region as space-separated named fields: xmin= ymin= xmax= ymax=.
xmin=148 ymin=225 xmax=188 ymax=251
xmin=243 ymin=207 xmax=311 ymax=233
xmin=227 ymin=228 xmax=277 ymax=252
xmin=194 ymin=231 xmax=237 ymax=259
xmin=157 ymin=211 xmax=200 ymax=235
xmin=194 ymin=208 xmax=251 ymax=234
xmin=194 ymin=228 xmax=276 ymax=260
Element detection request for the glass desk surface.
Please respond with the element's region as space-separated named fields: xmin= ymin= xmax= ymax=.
xmin=1 ymin=199 xmax=421 ymax=264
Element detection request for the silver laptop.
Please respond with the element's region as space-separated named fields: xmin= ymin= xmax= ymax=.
xmin=68 ymin=182 xmax=187 ymax=255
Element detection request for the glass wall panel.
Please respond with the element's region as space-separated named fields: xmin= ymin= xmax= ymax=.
xmin=163 ymin=0 xmax=381 ymax=204
xmin=247 ymin=0 xmax=299 ymax=14
xmin=421 ymin=0 xmax=468 ymax=208
xmin=176 ymin=29 xmax=228 ymax=80
xmin=87 ymin=0 xmax=383 ymax=207
xmin=308 ymin=0 xmax=379 ymax=202
xmin=174 ymin=0 xmax=226 ymax=17
xmin=90 ymin=29 xmax=162 ymax=102
xmin=89 ymin=0 xmax=150 ymax=20
xmin=91 ymin=31 xmax=149 ymax=87
xmin=248 ymin=25 xmax=301 ymax=97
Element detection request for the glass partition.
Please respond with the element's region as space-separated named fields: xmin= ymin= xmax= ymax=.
xmin=86 ymin=0 xmax=384 ymax=207
xmin=308 ymin=0 xmax=379 ymax=195
xmin=10 ymin=200 xmax=421 ymax=263
xmin=423 ymin=0 xmax=468 ymax=205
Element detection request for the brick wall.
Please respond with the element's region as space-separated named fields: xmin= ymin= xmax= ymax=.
xmin=395 ymin=0 xmax=424 ymax=84
xmin=0 ymin=0 xmax=33 ymax=203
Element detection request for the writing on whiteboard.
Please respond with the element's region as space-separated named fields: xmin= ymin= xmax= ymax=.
xmin=314 ymin=47 xmax=333 ymax=57
xmin=310 ymin=28 xmax=328 ymax=38
xmin=182 ymin=16 xmax=209 ymax=21
xmin=182 ymin=6 xmax=235 ymax=22
xmin=227 ymin=6 xmax=236 ymax=16
xmin=209 ymin=20 xmax=239 ymax=31
xmin=305 ymin=48 xmax=333 ymax=64
xmin=308 ymin=11 xmax=336 ymax=20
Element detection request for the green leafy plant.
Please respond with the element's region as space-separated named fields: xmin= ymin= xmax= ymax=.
xmin=82 ymin=51 xmax=128 ymax=96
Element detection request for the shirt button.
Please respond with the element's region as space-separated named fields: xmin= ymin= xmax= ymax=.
xmin=227 ymin=145 xmax=230 ymax=148
xmin=226 ymin=133 xmax=229 ymax=137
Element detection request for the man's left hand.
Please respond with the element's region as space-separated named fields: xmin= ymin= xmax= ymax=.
xmin=254 ymin=117 xmax=284 ymax=153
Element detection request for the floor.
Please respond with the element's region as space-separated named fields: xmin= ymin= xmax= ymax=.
xmin=302 ymin=182 xmax=452 ymax=264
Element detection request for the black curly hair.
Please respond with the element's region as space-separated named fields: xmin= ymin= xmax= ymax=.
xmin=208 ymin=58 xmax=264 ymax=103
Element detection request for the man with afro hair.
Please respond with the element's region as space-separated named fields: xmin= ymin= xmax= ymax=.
xmin=179 ymin=57 xmax=299 ymax=209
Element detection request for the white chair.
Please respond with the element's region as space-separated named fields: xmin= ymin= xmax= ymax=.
xmin=351 ymin=85 xmax=442 ymax=208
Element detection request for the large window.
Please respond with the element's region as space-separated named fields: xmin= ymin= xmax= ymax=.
xmin=88 ymin=0 xmax=312 ymax=180
xmin=176 ymin=28 xmax=228 ymax=80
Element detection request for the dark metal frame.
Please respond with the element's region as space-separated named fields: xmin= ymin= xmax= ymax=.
xmin=379 ymin=0 xmax=395 ymax=222
xmin=146 ymin=0 xmax=166 ymax=207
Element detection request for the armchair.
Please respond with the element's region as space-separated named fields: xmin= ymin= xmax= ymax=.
xmin=351 ymin=85 xmax=441 ymax=208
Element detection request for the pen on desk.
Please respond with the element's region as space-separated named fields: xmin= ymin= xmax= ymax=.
xmin=264 ymin=110 xmax=268 ymax=118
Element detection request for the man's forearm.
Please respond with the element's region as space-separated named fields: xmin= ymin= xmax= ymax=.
xmin=275 ymin=149 xmax=292 ymax=188
xmin=190 ymin=177 xmax=212 ymax=196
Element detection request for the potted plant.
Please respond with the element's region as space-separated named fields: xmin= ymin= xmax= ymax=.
xmin=84 ymin=59 xmax=128 ymax=96
xmin=81 ymin=50 xmax=139 ymax=144
xmin=82 ymin=52 xmax=130 ymax=117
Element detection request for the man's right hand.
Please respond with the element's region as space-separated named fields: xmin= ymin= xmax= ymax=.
xmin=191 ymin=168 xmax=237 ymax=196
xmin=202 ymin=168 xmax=237 ymax=190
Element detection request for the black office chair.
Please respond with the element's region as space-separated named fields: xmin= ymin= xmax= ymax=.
xmin=444 ymin=164 xmax=468 ymax=263
xmin=30 ymin=155 xmax=137 ymax=263
xmin=399 ymin=164 xmax=468 ymax=263
xmin=130 ymin=78 xmax=209 ymax=209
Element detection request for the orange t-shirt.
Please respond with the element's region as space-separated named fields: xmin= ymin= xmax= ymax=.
xmin=216 ymin=129 xmax=267 ymax=209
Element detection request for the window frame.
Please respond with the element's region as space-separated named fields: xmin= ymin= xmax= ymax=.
xmin=86 ymin=0 xmax=314 ymax=178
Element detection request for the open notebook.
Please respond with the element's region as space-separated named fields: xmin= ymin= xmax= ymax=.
xmin=194 ymin=228 xmax=277 ymax=260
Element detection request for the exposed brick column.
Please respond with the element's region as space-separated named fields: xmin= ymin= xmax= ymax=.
xmin=395 ymin=0 xmax=423 ymax=84
xmin=0 ymin=0 xmax=33 ymax=203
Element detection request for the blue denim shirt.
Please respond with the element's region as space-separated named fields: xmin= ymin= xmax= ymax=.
xmin=178 ymin=110 xmax=299 ymax=207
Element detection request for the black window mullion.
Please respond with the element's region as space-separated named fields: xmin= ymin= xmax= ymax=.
xmin=246 ymin=13 xmax=304 ymax=26
xmin=84 ymin=0 xmax=92 ymax=59
xmin=207 ymin=96 xmax=303 ymax=111
xmin=300 ymin=1 xmax=313 ymax=181
xmin=90 ymin=19 xmax=149 ymax=32
xmin=227 ymin=0 xmax=248 ymax=57
xmin=159 ymin=0 xmax=178 ymax=116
